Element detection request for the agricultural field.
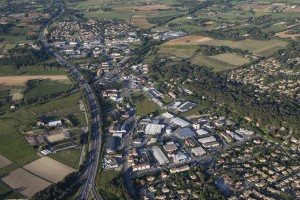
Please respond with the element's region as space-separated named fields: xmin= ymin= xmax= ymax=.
xmin=23 ymin=157 xmax=75 ymax=183
xmin=191 ymin=54 xmax=232 ymax=72
xmin=132 ymin=92 xmax=161 ymax=116
xmin=1 ymin=168 xmax=51 ymax=197
xmin=159 ymin=46 xmax=197 ymax=58
xmin=24 ymin=79 xmax=71 ymax=100
xmin=201 ymin=38 xmax=288 ymax=56
xmin=162 ymin=35 xmax=213 ymax=46
xmin=0 ymin=155 xmax=12 ymax=169
xmin=29 ymin=92 xmax=81 ymax=114
xmin=0 ymin=182 xmax=22 ymax=199
xmin=0 ymin=109 xmax=39 ymax=166
xmin=210 ymin=53 xmax=250 ymax=66
xmin=0 ymin=75 xmax=69 ymax=86
xmin=130 ymin=16 xmax=154 ymax=29
xmin=50 ymin=148 xmax=81 ymax=169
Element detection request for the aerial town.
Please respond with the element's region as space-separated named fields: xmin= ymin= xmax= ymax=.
xmin=0 ymin=0 xmax=299 ymax=199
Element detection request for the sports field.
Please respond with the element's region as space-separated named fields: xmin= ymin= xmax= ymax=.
xmin=23 ymin=157 xmax=75 ymax=183
xmin=1 ymin=168 xmax=51 ymax=197
xmin=202 ymin=39 xmax=288 ymax=56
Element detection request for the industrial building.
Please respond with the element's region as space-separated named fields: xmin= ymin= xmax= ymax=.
xmin=171 ymin=117 xmax=190 ymax=127
xmin=152 ymin=146 xmax=169 ymax=165
xmin=198 ymin=136 xmax=217 ymax=144
xmin=145 ymin=123 xmax=165 ymax=135
xmin=191 ymin=147 xmax=206 ymax=156
xmin=174 ymin=127 xmax=195 ymax=139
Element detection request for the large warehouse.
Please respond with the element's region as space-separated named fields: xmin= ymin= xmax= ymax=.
xmin=152 ymin=146 xmax=169 ymax=165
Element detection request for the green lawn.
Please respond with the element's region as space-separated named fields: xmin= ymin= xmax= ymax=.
xmin=24 ymin=79 xmax=71 ymax=99
xmin=50 ymin=148 xmax=81 ymax=169
xmin=29 ymin=92 xmax=81 ymax=114
xmin=202 ymin=39 xmax=288 ymax=56
xmin=210 ymin=53 xmax=250 ymax=66
xmin=132 ymin=92 xmax=161 ymax=116
xmin=69 ymin=113 xmax=86 ymax=127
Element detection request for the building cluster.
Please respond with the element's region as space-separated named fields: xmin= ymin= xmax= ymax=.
xmin=49 ymin=18 xmax=135 ymax=72
xmin=215 ymin=139 xmax=300 ymax=199
xmin=123 ymin=111 xmax=255 ymax=173
xmin=229 ymin=58 xmax=300 ymax=101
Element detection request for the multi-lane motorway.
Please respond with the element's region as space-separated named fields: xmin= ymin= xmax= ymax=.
xmin=39 ymin=1 xmax=101 ymax=199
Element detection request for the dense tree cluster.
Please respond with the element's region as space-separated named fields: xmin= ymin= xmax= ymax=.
xmin=0 ymin=46 xmax=56 ymax=67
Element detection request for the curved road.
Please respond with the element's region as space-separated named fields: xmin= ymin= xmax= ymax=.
xmin=39 ymin=1 xmax=101 ymax=200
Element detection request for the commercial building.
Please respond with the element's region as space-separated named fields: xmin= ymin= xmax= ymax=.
xmin=152 ymin=146 xmax=169 ymax=165
xmin=145 ymin=123 xmax=165 ymax=135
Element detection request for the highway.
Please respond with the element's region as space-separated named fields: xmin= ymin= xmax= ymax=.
xmin=39 ymin=1 xmax=101 ymax=199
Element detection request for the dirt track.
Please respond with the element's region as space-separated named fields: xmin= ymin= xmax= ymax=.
xmin=1 ymin=168 xmax=51 ymax=197
xmin=275 ymin=31 xmax=300 ymax=39
xmin=23 ymin=157 xmax=75 ymax=183
xmin=0 ymin=75 xmax=69 ymax=86
xmin=162 ymin=35 xmax=213 ymax=45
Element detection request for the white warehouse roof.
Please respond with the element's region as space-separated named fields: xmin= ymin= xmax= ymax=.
xmin=171 ymin=117 xmax=190 ymax=127
xmin=198 ymin=136 xmax=216 ymax=144
xmin=152 ymin=146 xmax=169 ymax=165
xmin=145 ymin=124 xmax=165 ymax=135
xmin=191 ymin=147 xmax=206 ymax=156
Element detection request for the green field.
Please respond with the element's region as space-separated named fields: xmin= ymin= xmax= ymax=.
xmin=192 ymin=54 xmax=233 ymax=72
xmin=24 ymin=79 xmax=71 ymax=99
xmin=210 ymin=53 xmax=250 ymax=66
xmin=69 ymin=113 xmax=86 ymax=127
xmin=0 ymin=109 xmax=38 ymax=166
xmin=29 ymin=92 xmax=81 ymax=114
xmin=132 ymin=92 xmax=161 ymax=116
xmin=84 ymin=11 xmax=132 ymax=22
xmin=50 ymin=148 xmax=81 ymax=169
xmin=202 ymin=39 xmax=288 ymax=56
xmin=159 ymin=47 xmax=197 ymax=58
